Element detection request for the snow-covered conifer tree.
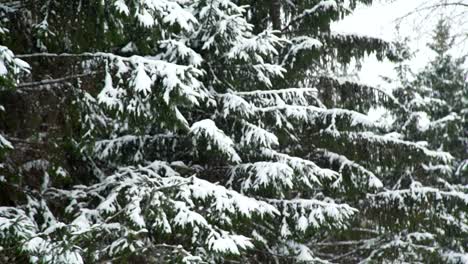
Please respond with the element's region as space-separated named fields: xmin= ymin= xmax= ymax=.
xmin=398 ymin=19 xmax=467 ymax=178
xmin=0 ymin=1 xmax=461 ymax=263
xmin=0 ymin=17 xmax=30 ymax=195
xmin=356 ymin=19 xmax=468 ymax=263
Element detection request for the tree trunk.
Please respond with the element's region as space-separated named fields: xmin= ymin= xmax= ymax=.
xmin=270 ymin=0 xmax=282 ymax=30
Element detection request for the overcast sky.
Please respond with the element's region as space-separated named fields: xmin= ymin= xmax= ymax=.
xmin=332 ymin=0 xmax=468 ymax=88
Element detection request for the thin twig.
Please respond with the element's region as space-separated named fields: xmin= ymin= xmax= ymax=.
xmin=17 ymin=71 xmax=102 ymax=88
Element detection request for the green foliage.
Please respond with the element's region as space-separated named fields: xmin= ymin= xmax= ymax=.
xmin=357 ymin=17 xmax=468 ymax=263
xmin=0 ymin=1 xmax=466 ymax=264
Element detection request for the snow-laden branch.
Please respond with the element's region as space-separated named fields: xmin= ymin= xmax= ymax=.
xmin=369 ymin=181 xmax=468 ymax=206
xmin=318 ymin=149 xmax=383 ymax=190
xmin=230 ymin=162 xmax=296 ymax=192
xmin=262 ymin=148 xmax=338 ymax=184
xmin=261 ymin=105 xmax=373 ymax=127
xmin=190 ymin=119 xmax=241 ymax=163
xmin=340 ymin=131 xmax=454 ymax=163
xmin=265 ymin=197 xmax=357 ymax=232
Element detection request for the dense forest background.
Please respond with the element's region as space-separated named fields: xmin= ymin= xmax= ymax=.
xmin=0 ymin=0 xmax=467 ymax=263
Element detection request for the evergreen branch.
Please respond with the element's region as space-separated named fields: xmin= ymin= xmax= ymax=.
xmin=369 ymin=185 xmax=468 ymax=204
xmin=281 ymin=1 xmax=337 ymax=32
xmin=103 ymin=180 xmax=192 ymax=223
xmin=235 ymin=87 xmax=317 ymax=96
xmin=339 ymin=131 xmax=454 ymax=163
xmin=315 ymin=240 xmax=370 ymax=246
xmin=317 ymin=76 xmax=404 ymax=109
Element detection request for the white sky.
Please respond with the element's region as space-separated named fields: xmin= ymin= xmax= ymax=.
xmin=332 ymin=0 xmax=468 ymax=88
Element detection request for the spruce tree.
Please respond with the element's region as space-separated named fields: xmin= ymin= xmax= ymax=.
xmin=413 ymin=19 xmax=467 ymax=178
xmin=394 ymin=19 xmax=467 ymax=172
xmin=0 ymin=1 xmax=459 ymax=263
xmin=357 ymin=19 xmax=468 ymax=263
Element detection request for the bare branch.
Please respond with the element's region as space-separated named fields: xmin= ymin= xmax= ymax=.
xmin=17 ymin=71 xmax=102 ymax=89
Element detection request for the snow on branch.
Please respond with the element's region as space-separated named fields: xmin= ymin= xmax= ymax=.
xmin=0 ymin=205 xmax=84 ymax=264
xmin=207 ymin=233 xmax=254 ymax=255
xmin=94 ymin=134 xmax=177 ymax=161
xmin=219 ymin=92 xmax=256 ymax=118
xmin=442 ymin=251 xmax=468 ymax=264
xmin=17 ymin=52 xmax=206 ymax=111
xmin=252 ymin=63 xmax=286 ymax=87
xmin=43 ymin=161 xmax=281 ymax=260
xmin=190 ymin=119 xmax=241 ymax=163
xmin=181 ymin=176 xmax=279 ymax=218
xmin=342 ymin=132 xmax=454 ymax=163
xmin=318 ymin=149 xmax=383 ymax=190
xmin=266 ymin=197 xmax=357 ymax=233
xmin=284 ymin=241 xmax=327 ymax=263
xmin=111 ymin=53 xmax=206 ymax=107
xmin=113 ymin=0 xmax=197 ymax=31
xmin=228 ymin=30 xmax=285 ymax=62
xmin=235 ymin=87 xmax=324 ymax=108
xmin=317 ymin=76 xmax=402 ymax=110
xmin=261 ymin=148 xmax=338 ymax=185
xmin=0 ymin=207 xmax=37 ymax=241
xmin=261 ymin=105 xmax=374 ymax=127
xmin=282 ymin=36 xmax=323 ymax=66
xmin=0 ymin=45 xmax=30 ymax=83
xmin=230 ymin=162 xmax=295 ymax=192
xmin=97 ymin=70 xmax=124 ymax=111
xmin=157 ymin=39 xmax=203 ymax=66
xmin=282 ymin=0 xmax=338 ymax=31
xmin=359 ymin=232 xmax=439 ymax=264
xmin=239 ymin=120 xmax=279 ymax=148
xmin=319 ymin=32 xmax=393 ymax=62
xmin=0 ymin=134 xmax=13 ymax=150
xmin=217 ymin=91 xmax=369 ymax=139
xmin=369 ymin=181 xmax=468 ymax=208
xmin=195 ymin=0 xmax=252 ymax=53
xmin=428 ymin=112 xmax=462 ymax=130
xmin=236 ymin=87 xmax=317 ymax=97
xmin=218 ymin=88 xmax=325 ymax=120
